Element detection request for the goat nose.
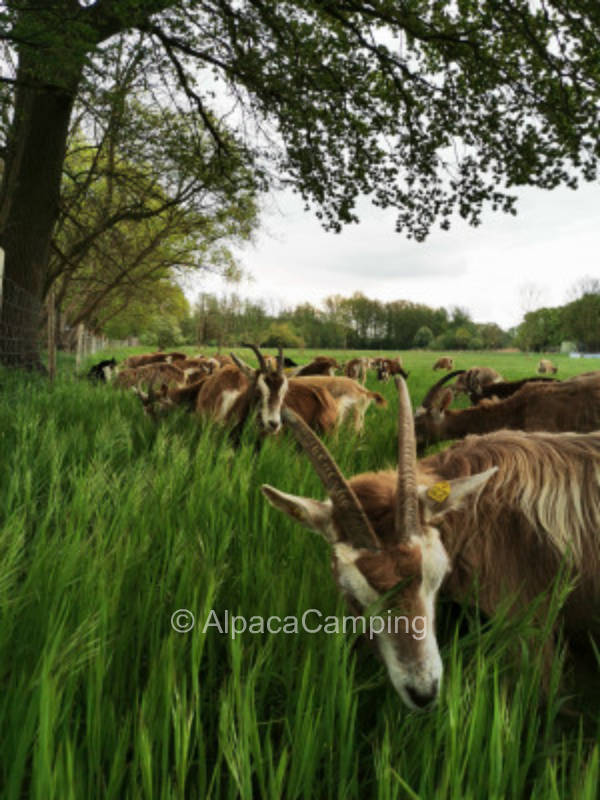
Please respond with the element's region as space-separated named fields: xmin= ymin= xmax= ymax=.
xmin=267 ymin=420 xmax=280 ymax=432
xmin=405 ymin=681 xmax=439 ymax=710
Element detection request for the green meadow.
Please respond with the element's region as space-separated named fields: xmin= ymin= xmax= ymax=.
xmin=1 ymin=349 xmax=599 ymax=799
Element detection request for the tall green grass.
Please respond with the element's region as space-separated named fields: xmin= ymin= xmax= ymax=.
xmin=0 ymin=350 xmax=599 ymax=798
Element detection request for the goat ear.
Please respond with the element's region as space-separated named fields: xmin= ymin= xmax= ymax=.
xmin=230 ymin=353 xmax=255 ymax=379
xmin=261 ymin=485 xmax=337 ymax=543
xmin=419 ymin=467 xmax=498 ymax=519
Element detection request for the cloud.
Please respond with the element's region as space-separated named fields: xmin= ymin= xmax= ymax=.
xmin=189 ymin=181 xmax=600 ymax=330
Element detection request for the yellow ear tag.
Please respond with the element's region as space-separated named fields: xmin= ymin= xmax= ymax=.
xmin=427 ymin=481 xmax=451 ymax=503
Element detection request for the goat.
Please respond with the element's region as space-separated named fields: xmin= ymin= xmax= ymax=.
xmin=195 ymin=344 xmax=288 ymax=435
xmin=538 ymin=358 xmax=558 ymax=374
xmin=376 ymin=357 xmax=409 ymax=382
xmin=262 ymin=378 xmax=600 ymax=710
xmin=87 ymin=357 xmax=117 ymax=383
xmin=294 ymin=356 xmax=340 ymax=377
xmin=114 ymin=362 xmax=186 ymax=390
xmin=122 ymin=351 xmax=169 ymax=369
xmin=452 ymin=366 xmax=503 ymax=398
xmin=414 ymin=370 xmax=600 ymax=451
xmin=433 ymin=357 xmax=454 ymax=371
xmin=292 ymin=375 xmax=386 ymax=432
xmin=176 ymin=357 xmax=218 ymax=383
xmin=344 ymin=357 xmax=368 ymax=384
xmin=284 ymin=381 xmax=339 ymax=434
xmin=121 ymin=350 xmax=187 ymax=369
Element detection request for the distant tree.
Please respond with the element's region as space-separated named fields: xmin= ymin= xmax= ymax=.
xmin=262 ymin=322 xmax=305 ymax=349
xmin=413 ymin=326 xmax=434 ymax=348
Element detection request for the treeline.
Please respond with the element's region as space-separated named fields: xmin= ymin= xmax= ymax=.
xmin=114 ymin=290 xmax=511 ymax=350
xmin=516 ymin=280 xmax=600 ymax=353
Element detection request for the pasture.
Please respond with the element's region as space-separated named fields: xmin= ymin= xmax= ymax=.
xmin=1 ymin=349 xmax=599 ymax=799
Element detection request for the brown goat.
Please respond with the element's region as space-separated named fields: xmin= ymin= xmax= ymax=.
xmin=538 ymin=358 xmax=558 ymax=374
xmin=453 ymin=366 xmax=504 ymax=398
xmin=114 ymin=362 xmax=186 ymax=389
xmin=284 ymin=381 xmax=339 ymax=434
xmin=377 ymin=357 xmax=409 ymax=382
xmin=262 ymin=379 xmax=600 ymax=709
xmin=292 ymin=375 xmax=387 ymax=431
xmin=415 ymin=371 xmax=600 ymax=450
xmin=433 ymin=357 xmax=454 ymax=371
xmin=344 ymin=357 xmax=368 ymax=384
xmin=294 ymin=356 xmax=340 ymax=377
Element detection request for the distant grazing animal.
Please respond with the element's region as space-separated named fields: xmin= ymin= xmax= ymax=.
xmin=122 ymin=351 xmax=170 ymax=369
xmin=433 ymin=357 xmax=454 ymax=371
xmin=114 ymin=362 xmax=186 ymax=390
xmin=292 ymin=375 xmax=386 ymax=431
xmin=414 ymin=371 xmax=600 ymax=451
xmin=377 ymin=357 xmax=408 ymax=382
xmin=262 ymin=378 xmax=600 ymax=709
xmin=538 ymin=359 xmax=558 ymax=375
xmin=87 ymin=358 xmax=117 ymax=382
xmin=344 ymin=357 xmax=368 ymax=384
xmin=294 ymin=356 xmax=340 ymax=377
xmin=452 ymin=367 xmax=503 ymax=398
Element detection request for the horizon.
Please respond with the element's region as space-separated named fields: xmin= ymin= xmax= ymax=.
xmin=186 ymin=179 xmax=600 ymax=331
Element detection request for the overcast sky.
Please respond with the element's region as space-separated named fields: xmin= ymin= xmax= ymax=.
xmin=189 ymin=179 xmax=600 ymax=331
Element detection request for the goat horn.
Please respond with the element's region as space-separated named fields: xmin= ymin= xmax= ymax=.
xmin=282 ymin=408 xmax=380 ymax=550
xmin=242 ymin=342 xmax=267 ymax=372
xmin=394 ymin=376 xmax=419 ymax=540
xmin=277 ymin=345 xmax=284 ymax=374
xmin=421 ymin=369 xmax=466 ymax=408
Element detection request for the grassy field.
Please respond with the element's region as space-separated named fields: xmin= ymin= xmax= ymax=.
xmin=1 ymin=349 xmax=599 ymax=799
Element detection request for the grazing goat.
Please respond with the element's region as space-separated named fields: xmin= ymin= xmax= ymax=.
xmin=414 ymin=371 xmax=600 ymax=451
xmin=292 ymin=375 xmax=386 ymax=431
xmin=122 ymin=351 xmax=186 ymax=369
xmin=538 ymin=358 xmax=558 ymax=374
xmin=294 ymin=356 xmax=340 ymax=377
xmin=433 ymin=357 xmax=454 ymax=371
xmin=195 ymin=344 xmax=288 ymax=435
xmin=262 ymin=379 xmax=600 ymax=710
xmin=376 ymin=357 xmax=408 ymax=382
xmin=452 ymin=366 xmax=503 ymax=398
xmin=87 ymin=358 xmax=117 ymax=382
xmin=284 ymin=381 xmax=339 ymax=434
xmin=114 ymin=362 xmax=186 ymax=390
xmin=344 ymin=357 xmax=368 ymax=384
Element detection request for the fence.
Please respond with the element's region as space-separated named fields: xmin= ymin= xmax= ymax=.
xmin=0 ymin=250 xmax=46 ymax=373
xmin=0 ymin=249 xmax=132 ymax=380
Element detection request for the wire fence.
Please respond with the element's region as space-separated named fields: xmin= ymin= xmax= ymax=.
xmin=0 ymin=249 xmax=134 ymax=380
xmin=0 ymin=271 xmax=45 ymax=372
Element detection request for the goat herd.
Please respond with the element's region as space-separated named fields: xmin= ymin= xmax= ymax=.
xmin=89 ymin=347 xmax=600 ymax=711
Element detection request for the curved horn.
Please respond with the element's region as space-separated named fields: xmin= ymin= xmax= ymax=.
xmin=282 ymin=408 xmax=380 ymax=550
xmin=421 ymin=369 xmax=466 ymax=408
xmin=242 ymin=342 xmax=267 ymax=373
xmin=394 ymin=376 xmax=419 ymax=541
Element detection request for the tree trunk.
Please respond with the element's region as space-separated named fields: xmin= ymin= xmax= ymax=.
xmin=0 ymin=49 xmax=82 ymax=368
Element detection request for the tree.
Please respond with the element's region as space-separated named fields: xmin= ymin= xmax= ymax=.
xmin=413 ymin=326 xmax=433 ymax=349
xmin=3 ymin=0 xmax=600 ymax=365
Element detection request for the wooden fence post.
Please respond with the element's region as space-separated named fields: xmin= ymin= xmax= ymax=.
xmin=75 ymin=323 xmax=85 ymax=371
xmin=47 ymin=286 xmax=57 ymax=382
